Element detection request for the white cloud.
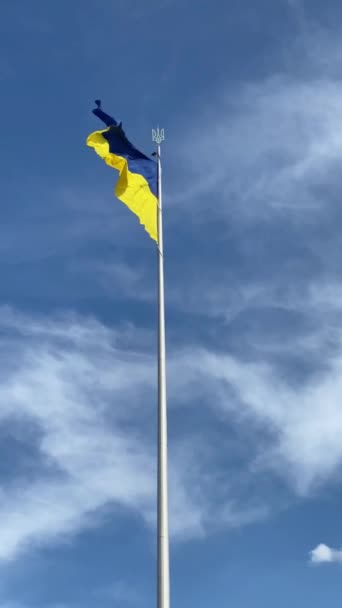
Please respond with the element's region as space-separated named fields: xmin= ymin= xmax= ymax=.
xmin=170 ymin=29 xmax=342 ymax=229
xmin=178 ymin=78 xmax=342 ymax=222
xmin=165 ymin=267 xmax=342 ymax=494
xmin=0 ymin=311 xmax=156 ymax=560
xmin=0 ymin=307 xmax=262 ymax=562
xmin=310 ymin=543 xmax=342 ymax=564
xmin=150 ymin=31 xmax=342 ymax=338
xmin=1 ymin=296 xmax=339 ymax=563
xmin=179 ymin=344 xmax=342 ymax=494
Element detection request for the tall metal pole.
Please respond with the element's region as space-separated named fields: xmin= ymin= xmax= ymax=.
xmin=152 ymin=127 xmax=170 ymax=608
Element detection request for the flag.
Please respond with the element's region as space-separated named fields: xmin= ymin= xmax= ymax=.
xmin=86 ymin=101 xmax=158 ymax=242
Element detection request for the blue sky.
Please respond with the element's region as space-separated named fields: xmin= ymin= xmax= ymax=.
xmin=1 ymin=0 xmax=342 ymax=606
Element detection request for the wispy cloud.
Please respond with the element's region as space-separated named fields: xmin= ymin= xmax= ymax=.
xmin=2 ymin=275 xmax=342 ymax=561
xmin=175 ymin=77 xmax=342 ymax=223
xmin=0 ymin=307 xmax=263 ymax=562
xmin=170 ymin=28 xmax=342 ymax=230
xmin=197 ymin=348 xmax=342 ymax=493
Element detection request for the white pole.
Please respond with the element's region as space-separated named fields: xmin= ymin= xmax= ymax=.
xmin=153 ymin=128 xmax=170 ymax=608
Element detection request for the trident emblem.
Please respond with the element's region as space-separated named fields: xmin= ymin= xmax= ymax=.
xmin=152 ymin=127 xmax=165 ymax=145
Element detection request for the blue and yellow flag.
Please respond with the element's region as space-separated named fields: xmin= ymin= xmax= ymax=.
xmin=86 ymin=101 xmax=158 ymax=241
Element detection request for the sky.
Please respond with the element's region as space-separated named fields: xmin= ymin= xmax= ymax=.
xmin=1 ymin=0 xmax=342 ymax=606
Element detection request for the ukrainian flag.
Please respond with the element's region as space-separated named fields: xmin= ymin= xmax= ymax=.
xmin=86 ymin=101 xmax=158 ymax=242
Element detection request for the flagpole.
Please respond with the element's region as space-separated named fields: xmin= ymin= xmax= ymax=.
xmin=153 ymin=127 xmax=170 ymax=608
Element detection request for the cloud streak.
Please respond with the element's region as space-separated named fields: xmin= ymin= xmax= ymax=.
xmin=0 ymin=307 xmax=264 ymax=562
xmin=169 ymin=24 xmax=342 ymax=239
xmin=2 ymin=285 xmax=342 ymax=560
